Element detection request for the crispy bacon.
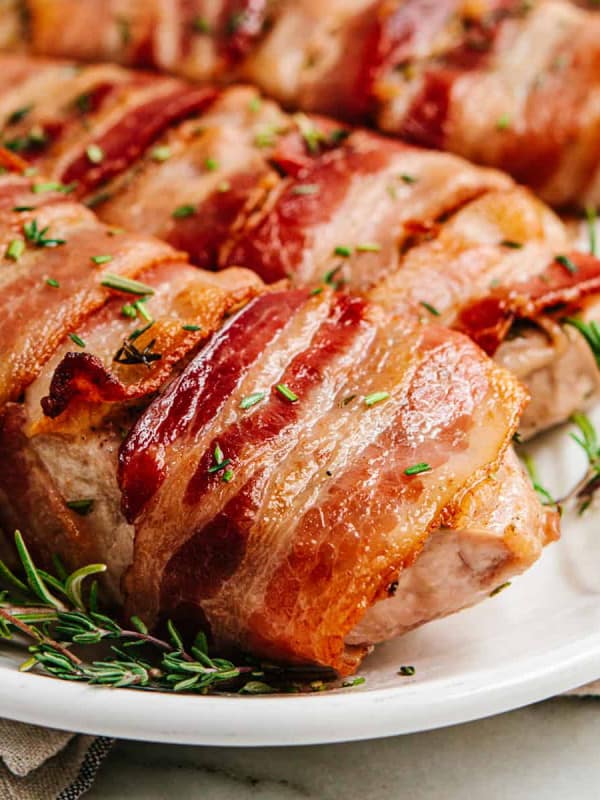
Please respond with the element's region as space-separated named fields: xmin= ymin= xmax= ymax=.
xmin=0 ymin=166 xmax=183 ymax=408
xmin=13 ymin=0 xmax=600 ymax=207
xmin=120 ymin=287 xmax=527 ymax=672
xmin=456 ymin=252 xmax=600 ymax=354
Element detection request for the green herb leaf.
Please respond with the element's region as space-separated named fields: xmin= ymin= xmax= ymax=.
xmin=5 ymin=239 xmax=24 ymax=261
xmin=172 ymin=204 xmax=196 ymax=219
xmin=276 ymin=383 xmax=298 ymax=402
xmin=101 ymin=273 xmax=154 ymax=296
xmin=86 ymin=144 xmax=104 ymax=164
xmin=364 ymin=391 xmax=390 ymax=407
xmin=68 ymin=333 xmax=86 ymax=348
xmin=240 ymin=392 xmax=265 ymax=409
xmin=404 ymin=462 xmax=432 ymax=476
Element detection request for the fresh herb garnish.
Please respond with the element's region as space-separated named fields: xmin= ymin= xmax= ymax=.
xmin=521 ymin=452 xmax=557 ymax=508
xmin=45 ymin=277 xmax=60 ymax=288
xmin=404 ymin=463 xmax=431 ymax=476
xmin=292 ymin=184 xmax=320 ymax=196
xmin=32 ymin=181 xmax=76 ymax=194
xmin=563 ymin=317 xmax=600 ymax=368
xmin=204 ymin=156 xmax=219 ymax=171
xmin=192 ymin=15 xmax=211 ymax=34
xmin=489 ymin=581 xmax=511 ymax=597
xmin=364 ymin=392 xmax=390 ymax=407
xmin=113 ymin=338 xmax=162 ymax=367
xmin=65 ymin=499 xmax=94 ymax=516
xmin=248 ymin=96 xmax=262 ymax=113
xmin=68 ymin=333 xmax=86 ymax=348
xmin=24 ymin=219 xmax=66 ymax=248
xmin=398 ymin=665 xmax=416 ymax=676
xmin=208 ymin=444 xmax=231 ymax=476
xmin=150 ymin=145 xmax=172 ymax=162
xmin=85 ymin=144 xmax=105 ymax=164
xmin=240 ymin=392 xmax=265 ymax=409
xmin=356 ymin=242 xmax=381 ymax=253
xmin=5 ymin=239 xmax=24 ymax=261
xmin=496 ymin=113 xmax=511 ymax=130
xmin=172 ymin=204 xmax=196 ymax=219
xmin=555 ymin=254 xmax=578 ymax=274
xmin=100 ymin=273 xmax=154 ymax=296
xmin=558 ymin=412 xmax=600 ymax=515
xmin=7 ymin=105 xmax=33 ymax=125
xmin=420 ymin=301 xmax=440 ymax=316
xmin=400 ymin=174 xmax=417 ymax=184
xmin=500 ymin=239 xmax=523 ymax=249
xmin=334 ymin=245 xmax=352 ymax=257
xmin=182 ymin=324 xmax=202 ymax=332
xmin=90 ymin=254 xmax=112 ymax=265
xmin=276 ymin=384 xmax=298 ymax=403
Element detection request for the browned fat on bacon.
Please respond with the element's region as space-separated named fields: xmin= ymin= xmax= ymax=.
xmin=119 ymin=286 xmax=532 ymax=673
xmin=11 ymin=0 xmax=600 ymax=208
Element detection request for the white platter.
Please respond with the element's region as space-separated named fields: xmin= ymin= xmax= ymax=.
xmin=0 ymin=410 xmax=599 ymax=746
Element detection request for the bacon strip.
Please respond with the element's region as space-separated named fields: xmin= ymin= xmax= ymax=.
xmin=0 ymin=165 xmax=183 ymax=408
xmin=456 ymin=252 xmax=600 ymax=354
xmin=121 ymin=287 xmax=526 ymax=672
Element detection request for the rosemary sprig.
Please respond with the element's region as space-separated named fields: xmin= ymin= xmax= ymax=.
xmin=0 ymin=531 xmax=348 ymax=694
xmin=558 ymin=412 xmax=600 ymax=514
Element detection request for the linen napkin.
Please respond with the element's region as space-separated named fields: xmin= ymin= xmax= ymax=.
xmin=0 ymin=720 xmax=113 ymax=800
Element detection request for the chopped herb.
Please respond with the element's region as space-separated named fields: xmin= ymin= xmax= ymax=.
xmin=341 ymin=394 xmax=356 ymax=406
xmin=500 ymin=239 xmax=523 ymax=249
xmin=204 ymin=156 xmax=219 ymax=171
xmin=324 ymin=266 xmax=343 ymax=287
xmin=7 ymin=105 xmax=33 ymax=125
xmin=100 ymin=273 xmax=154 ymax=296
xmin=496 ymin=113 xmax=511 ymax=131
xmin=85 ymin=191 xmax=111 ymax=208
xmin=90 ymin=254 xmax=112 ymax=265
xmin=586 ymin=205 xmax=597 ymax=257
xmin=292 ymin=184 xmax=320 ymax=196
xmin=398 ymin=666 xmax=416 ymax=676
xmin=74 ymin=93 xmax=91 ymax=114
xmin=86 ymin=144 xmax=104 ymax=164
xmin=240 ymin=392 xmax=265 ymax=410
xmin=404 ymin=462 xmax=432 ymax=476
xmin=420 ymin=301 xmax=440 ymax=316
xmin=221 ymin=469 xmax=234 ymax=483
xmin=45 ymin=278 xmax=60 ymax=288
xmin=310 ymin=287 xmax=324 ymax=295
xmin=521 ymin=452 xmax=557 ymax=507
xmin=4 ymin=129 xmax=47 ymax=153
xmin=192 ymin=16 xmax=211 ymax=34
xmin=172 ymin=204 xmax=196 ymax=219
xmin=356 ymin=242 xmax=381 ymax=253
xmin=555 ymin=254 xmax=578 ymax=274
xmin=253 ymin=129 xmax=277 ymax=148
xmin=150 ymin=145 xmax=172 ymax=162
xmin=32 ymin=181 xmax=76 ymax=194
xmin=13 ymin=205 xmax=34 ymax=212
xmin=68 ymin=333 xmax=86 ymax=348
xmin=182 ymin=324 xmax=202 ymax=332
xmin=364 ymin=391 xmax=390 ymax=407
xmin=5 ymin=239 xmax=24 ymax=261
xmin=490 ymin=581 xmax=511 ymax=597
xmin=121 ymin=303 xmax=137 ymax=319
xmin=342 ymin=676 xmax=366 ymax=688
xmin=208 ymin=444 xmax=231 ymax=474
xmin=329 ymin=128 xmax=350 ymax=144
xmin=113 ymin=338 xmax=162 ymax=367
xmin=334 ymin=245 xmax=352 ymax=257
xmin=65 ymin=498 xmax=94 ymax=516
xmin=276 ymin=383 xmax=298 ymax=403
xmin=248 ymin=96 xmax=262 ymax=113
xmin=24 ymin=219 xmax=66 ymax=248
xmin=400 ymin=174 xmax=417 ymax=184
xmin=217 ymin=180 xmax=231 ymax=193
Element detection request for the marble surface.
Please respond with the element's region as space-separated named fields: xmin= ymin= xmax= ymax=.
xmin=88 ymin=697 xmax=600 ymax=799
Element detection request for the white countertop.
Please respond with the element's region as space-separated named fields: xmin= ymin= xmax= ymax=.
xmin=88 ymin=697 xmax=600 ymax=799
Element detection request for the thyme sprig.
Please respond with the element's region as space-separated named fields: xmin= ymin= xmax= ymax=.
xmin=558 ymin=413 xmax=600 ymax=514
xmin=0 ymin=531 xmax=347 ymax=694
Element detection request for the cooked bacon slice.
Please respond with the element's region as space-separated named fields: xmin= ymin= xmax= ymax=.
xmin=119 ymin=286 xmax=530 ymax=672
xmin=222 ymin=128 xmax=509 ymax=284
xmin=12 ymin=0 xmax=600 ymax=207
xmin=0 ymin=169 xmax=183 ymax=408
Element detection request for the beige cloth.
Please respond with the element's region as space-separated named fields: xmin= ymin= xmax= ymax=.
xmin=0 ymin=720 xmax=113 ymax=800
